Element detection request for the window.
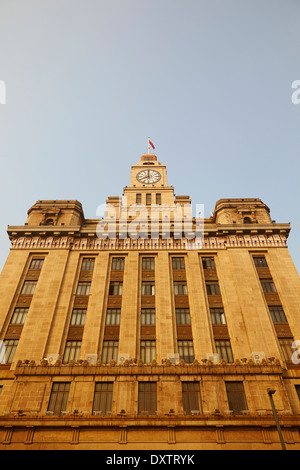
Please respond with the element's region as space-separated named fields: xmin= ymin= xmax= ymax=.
xmin=215 ymin=340 xmax=234 ymax=363
xmin=295 ymin=385 xmax=300 ymax=401
xmin=205 ymin=281 xmax=220 ymax=295
xmin=62 ymin=341 xmax=81 ymax=364
xmin=70 ymin=309 xmax=86 ymax=326
xmin=146 ymin=194 xmax=151 ymax=205
xmin=101 ymin=340 xmax=118 ymax=363
xmin=21 ymin=280 xmax=37 ymax=295
xmin=225 ymin=382 xmax=248 ymax=415
xmin=93 ymin=382 xmax=113 ymax=415
xmin=141 ymin=281 xmax=155 ymax=295
xmin=175 ymin=308 xmax=191 ymax=325
xmin=105 ymin=308 xmax=121 ymax=325
xmin=141 ymin=308 xmax=156 ymax=325
xmin=279 ymin=337 xmax=294 ymax=362
xmin=76 ymin=282 xmax=91 ymax=295
xmin=182 ymin=382 xmax=201 ymax=414
xmin=243 ymin=217 xmax=252 ymax=224
xmin=260 ymin=279 xmax=277 ymax=293
xmin=178 ymin=340 xmax=195 ymax=363
xmin=173 ymin=282 xmax=188 ymax=295
xmin=136 ymin=193 xmax=142 ymax=204
xmin=81 ymin=258 xmax=95 ymax=271
xmin=172 ymin=257 xmax=185 ymax=270
xmin=111 ymin=258 xmax=125 ymax=270
xmin=210 ymin=308 xmax=226 ymax=325
xmin=45 ymin=218 xmax=54 ymax=226
xmin=253 ymin=257 xmax=268 ymax=268
xmin=140 ymin=340 xmax=156 ymax=363
xmin=156 ymin=193 xmax=161 ymax=204
xmin=47 ymin=382 xmax=70 ymax=415
xmin=10 ymin=307 xmax=28 ymax=324
xmin=29 ymin=259 xmax=44 ymax=270
xmin=268 ymin=306 xmax=287 ymax=323
xmin=0 ymin=339 xmax=18 ymax=364
xmin=109 ymin=281 xmax=123 ymax=296
xmin=138 ymin=382 xmax=157 ymax=414
xmin=202 ymin=257 xmax=216 ymax=270
xmin=142 ymin=257 xmax=155 ymax=270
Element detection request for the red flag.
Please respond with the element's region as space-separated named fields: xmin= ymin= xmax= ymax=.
xmin=149 ymin=140 xmax=155 ymax=149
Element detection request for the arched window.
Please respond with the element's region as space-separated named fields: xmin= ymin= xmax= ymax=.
xmin=45 ymin=218 xmax=54 ymax=226
xmin=243 ymin=217 xmax=252 ymax=224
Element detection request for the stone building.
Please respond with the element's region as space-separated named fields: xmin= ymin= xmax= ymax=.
xmin=0 ymin=152 xmax=300 ymax=449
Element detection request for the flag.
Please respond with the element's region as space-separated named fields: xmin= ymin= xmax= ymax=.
xmin=149 ymin=140 xmax=155 ymax=149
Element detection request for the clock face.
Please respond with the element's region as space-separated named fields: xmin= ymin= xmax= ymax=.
xmin=136 ymin=169 xmax=161 ymax=184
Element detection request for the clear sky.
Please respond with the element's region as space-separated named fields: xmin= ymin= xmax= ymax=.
xmin=0 ymin=0 xmax=300 ymax=273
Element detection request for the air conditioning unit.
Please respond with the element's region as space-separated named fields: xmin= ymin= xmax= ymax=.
xmin=118 ymin=354 xmax=130 ymax=364
xmin=167 ymin=353 xmax=180 ymax=364
xmin=85 ymin=354 xmax=98 ymax=365
xmin=206 ymin=353 xmax=220 ymax=364
xmin=252 ymin=352 xmax=266 ymax=364
xmin=45 ymin=354 xmax=60 ymax=364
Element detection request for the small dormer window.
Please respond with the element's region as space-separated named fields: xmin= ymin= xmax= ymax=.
xmin=243 ymin=217 xmax=252 ymax=224
xmin=45 ymin=218 xmax=54 ymax=226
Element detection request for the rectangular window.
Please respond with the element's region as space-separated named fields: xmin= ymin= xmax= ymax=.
xmin=136 ymin=194 xmax=142 ymax=204
xmin=173 ymin=282 xmax=188 ymax=295
xmin=260 ymin=279 xmax=277 ymax=293
xmin=101 ymin=340 xmax=119 ymax=363
xmin=140 ymin=340 xmax=156 ymax=363
xmin=210 ymin=308 xmax=226 ymax=325
xmin=279 ymin=337 xmax=294 ymax=362
xmin=70 ymin=309 xmax=87 ymax=326
xmin=156 ymin=193 xmax=161 ymax=204
xmin=205 ymin=281 xmax=221 ymax=295
xmin=29 ymin=259 xmax=44 ymax=270
xmin=47 ymin=382 xmax=70 ymax=416
xmin=215 ymin=340 xmax=234 ymax=363
xmin=76 ymin=282 xmax=91 ymax=295
xmin=111 ymin=257 xmax=125 ymax=270
xmin=92 ymin=382 xmax=113 ymax=415
xmin=21 ymin=280 xmax=37 ymax=295
xmin=175 ymin=308 xmax=191 ymax=325
xmin=81 ymin=258 xmax=95 ymax=271
xmin=225 ymin=382 xmax=248 ymax=415
xmin=62 ymin=340 xmax=81 ymax=364
xmin=182 ymin=382 xmax=201 ymax=414
xmin=146 ymin=194 xmax=151 ymax=205
xmin=253 ymin=256 xmax=268 ymax=268
xmin=268 ymin=306 xmax=287 ymax=323
xmin=141 ymin=308 xmax=156 ymax=325
xmin=10 ymin=307 xmax=29 ymax=324
xmin=141 ymin=281 xmax=155 ymax=295
xmin=109 ymin=281 xmax=123 ymax=296
xmin=142 ymin=257 xmax=155 ymax=270
xmin=138 ymin=382 xmax=157 ymax=415
xmin=105 ymin=308 xmax=121 ymax=325
xmin=178 ymin=340 xmax=195 ymax=363
xmin=172 ymin=257 xmax=185 ymax=270
xmin=202 ymin=257 xmax=216 ymax=270
xmin=0 ymin=339 xmax=18 ymax=364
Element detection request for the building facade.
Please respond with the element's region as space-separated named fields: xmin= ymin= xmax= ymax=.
xmin=0 ymin=153 xmax=300 ymax=449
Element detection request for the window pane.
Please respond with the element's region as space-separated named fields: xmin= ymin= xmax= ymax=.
xmin=138 ymin=382 xmax=157 ymax=414
xmin=215 ymin=340 xmax=234 ymax=363
xmin=156 ymin=193 xmax=161 ymax=204
xmin=205 ymin=281 xmax=220 ymax=295
xmin=226 ymin=382 xmax=247 ymax=414
xmin=141 ymin=308 xmax=156 ymax=325
xmin=136 ymin=194 xmax=142 ymax=204
xmin=172 ymin=257 xmax=185 ymax=270
xmin=1 ymin=339 xmax=18 ymax=364
xmin=93 ymin=382 xmax=113 ymax=415
xmin=29 ymin=259 xmax=44 ymax=270
xmin=142 ymin=257 xmax=155 ymax=270
xmin=141 ymin=282 xmax=155 ymax=295
xmin=70 ymin=309 xmax=86 ymax=326
xmin=11 ymin=307 xmax=29 ymax=324
xmin=260 ymin=279 xmax=277 ymax=293
xmin=62 ymin=341 xmax=81 ymax=364
xmin=175 ymin=308 xmax=191 ymax=325
xmin=102 ymin=341 xmax=119 ymax=363
xmin=146 ymin=194 xmax=151 ymax=205
xmin=269 ymin=306 xmax=287 ymax=323
xmin=140 ymin=340 xmax=156 ymax=363
xmin=173 ymin=282 xmax=188 ymax=295
xmin=178 ymin=340 xmax=194 ymax=363
xmin=182 ymin=382 xmax=201 ymax=414
xmin=210 ymin=308 xmax=226 ymax=325
xmin=111 ymin=258 xmax=125 ymax=270
xmin=106 ymin=308 xmax=121 ymax=325
xmin=279 ymin=337 xmax=294 ymax=362
xmin=109 ymin=282 xmax=123 ymax=295
xmin=202 ymin=257 xmax=216 ymax=269
xmin=47 ymin=382 xmax=70 ymax=415
xmin=21 ymin=281 xmax=37 ymax=295
xmin=253 ymin=257 xmax=268 ymax=268
xmin=76 ymin=282 xmax=91 ymax=295
xmin=81 ymin=258 xmax=95 ymax=271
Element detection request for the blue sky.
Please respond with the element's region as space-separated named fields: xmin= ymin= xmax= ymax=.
xmin=0 ymin=0 xmax=300 ymax=273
